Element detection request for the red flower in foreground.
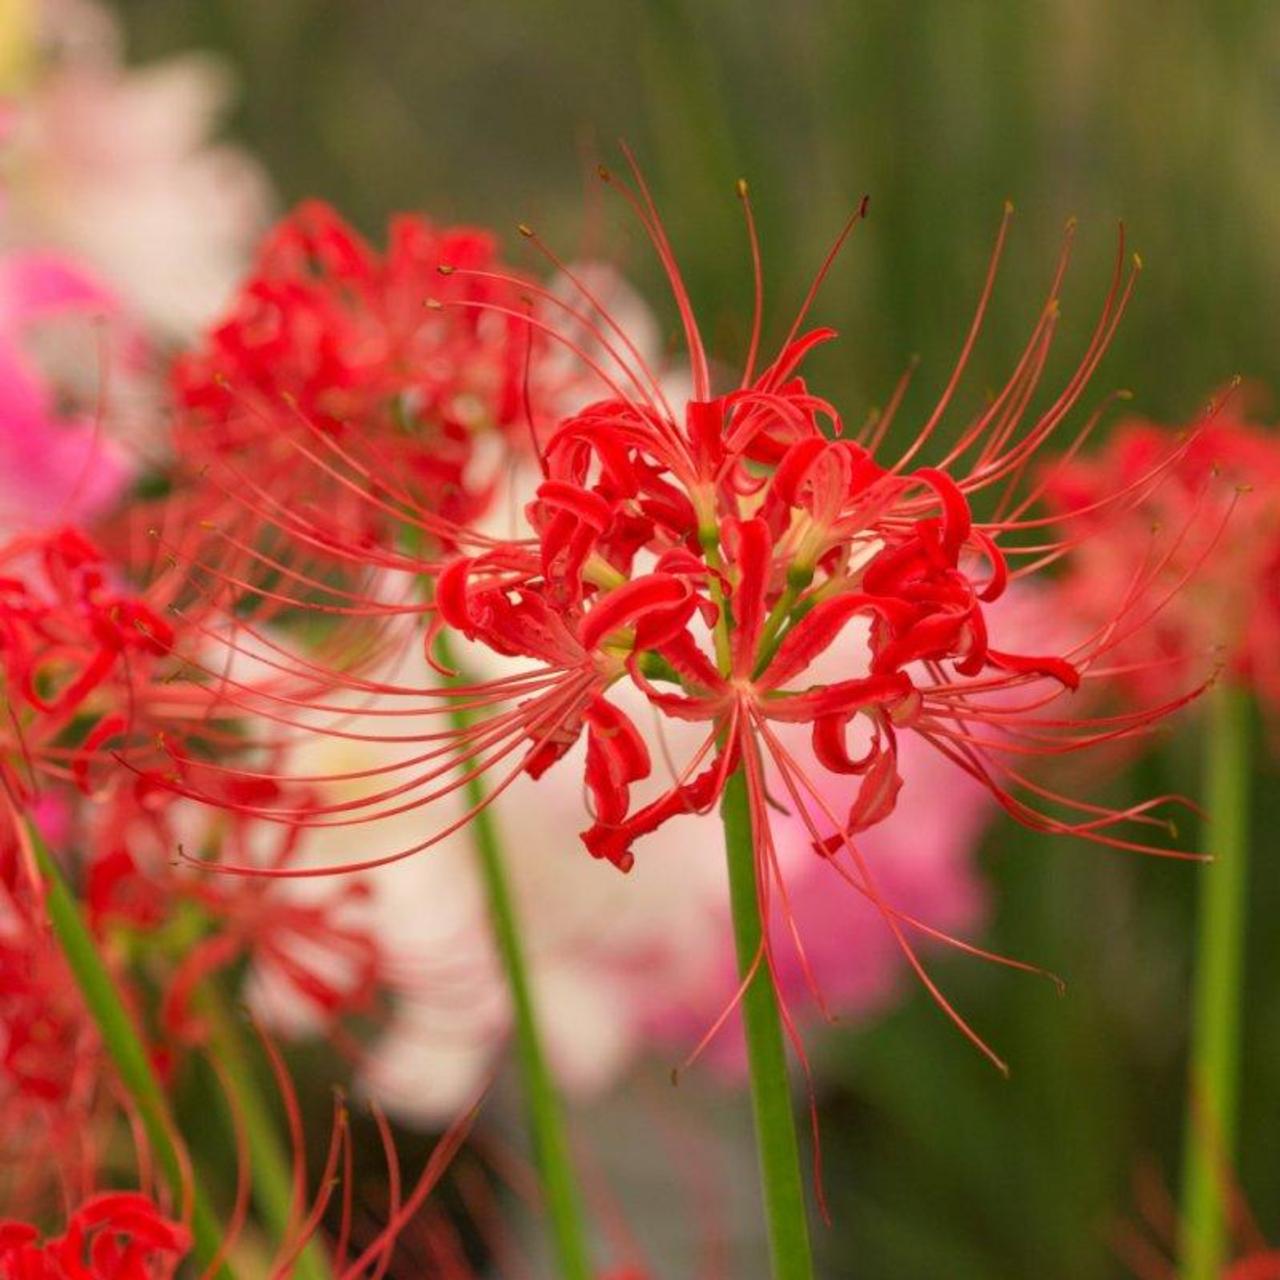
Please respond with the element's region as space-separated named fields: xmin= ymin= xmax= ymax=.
xmin=1046 ymin=400 xmax=1280 ymax=713
xmin=0 ymin=1195 xmax=189 ymax=1280
xmin=163 ymin=164 xmax=1206 ymax=1067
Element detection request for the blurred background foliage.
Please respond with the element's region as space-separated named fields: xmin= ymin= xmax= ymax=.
xmin=110 ymin=2 xmax=1280 ymax=1276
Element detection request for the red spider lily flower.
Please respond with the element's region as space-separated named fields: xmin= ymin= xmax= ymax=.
xmin=1045 ymin=395 xmax=1279 ymax=713
xmin=74 ymin=774 xmax=387 ymax=1055
xmin=162 ymin=159 xmax=1206 ymax=1072
xmin=0 ymin=869 xmax=95 ymax=1108
xmin=174 ymin=200 xmax=532 ymax=439
xmin=0 ymin=1011 xmax=485 ymax=1279
xmin=0 ymin=566 xmax=383 ymax=1182
xmin=0 ymin=521 xmax=275 ymax=858
xmin=0 ymin=838 xmax=481 ymax=1279
xmin=0 ymin=526 xmax=184 ymax=815
xmin=0 ymin=1194 xmax=190 ymax=1280
xmin=0 ymin=517 xmax=389 ymax=1063
xmin=167 ymin=200 xmax=588 ymax=558
xmin=0 ymin=864 xmax=113 ymax=1215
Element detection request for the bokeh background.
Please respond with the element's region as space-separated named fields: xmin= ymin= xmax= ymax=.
xmin=100 ymin=3 xmax=1280 ymax=1275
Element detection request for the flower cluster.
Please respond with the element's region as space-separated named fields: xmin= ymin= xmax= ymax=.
xmin=0 ymin=523 xmax=386 ymax=1169
xmin=168 ymin=199 xmax=580 ymax=550
xmin=1046 ymin=397 xmax=1280 ymax=715
xmin=0 ymin=1193 xmax=189 ymax=1280
xmin=159 ymin=167 xmax=1203 ymax=1077
xmin=0 ymin=525 xmax=177 ymax=803
xmin=0 ymin=861 xmax=111 ymax=1214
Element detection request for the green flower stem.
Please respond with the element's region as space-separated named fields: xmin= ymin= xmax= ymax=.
xmin=436 ymin=630 xmax=591 ymax=1280
xmin=30 ymin=829 xmax=231 ymax=1277
xmin=198 ymin=985 xmax=333 ymax=1280
xmin=720 ymin=766 xmax=814 ymax=1280
xmin=1180 ymin=682 xmax=1252 ymax=1280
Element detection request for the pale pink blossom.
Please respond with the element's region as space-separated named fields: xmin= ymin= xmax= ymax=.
xmin=2 ymin=0 xmax=271 ymax=336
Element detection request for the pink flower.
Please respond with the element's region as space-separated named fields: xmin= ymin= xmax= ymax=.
xmin=0 ymin=250 xmax=128 ymax=534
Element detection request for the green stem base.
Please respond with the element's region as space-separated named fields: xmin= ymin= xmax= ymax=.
xmin=1180 ymin=683 xmax=1252 ymax=1280
xmin=720 ymin=766 xmax=814 ymax=1280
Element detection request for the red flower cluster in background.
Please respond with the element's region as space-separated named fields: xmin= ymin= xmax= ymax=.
xmin=168 ymin=200 xmax=576 ymax=547
xmin=0 ymin=528 xmax=174 ymax=803
xmin=1047 ymin=398 xmax=1280 ymax=714
xmin=0 ymin=1194 xmax=189 ymax=1280
xmin=0 ymin=868 xmax=110 ymax=1216
xmin=0 ymin=523 xmax=389 ymax=1245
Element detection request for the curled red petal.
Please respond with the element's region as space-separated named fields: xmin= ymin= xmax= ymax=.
xmin=582 ymin=751 xmax=730 ymax=872
xmin=986 ymin=647 xmax=1081 ymax=691
xmin=580 ymin=575 xmax=693 ymax=652
xmin=583 ymin=696 xmax=651 ymax=828
xmin=815 ymin=737 xmax=904 ymax=852
xmin=913 ymin=466 xmax=973 ymax=558
xmin=759 ymin=594 xmax=913 ymax=691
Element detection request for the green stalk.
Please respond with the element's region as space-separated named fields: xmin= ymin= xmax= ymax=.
xmin=1180 ymin=682 xmax=1252 ymax=1280
xmin=720 ymin=766 xmax=814 ymax=1279
xmin=199 ymin=986 xmax=333 ymax=1280
xmin=436 ymin=630 xmax=591 ymax=1280
xmin=31 ymin=830 xmax=231 ymax=1277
